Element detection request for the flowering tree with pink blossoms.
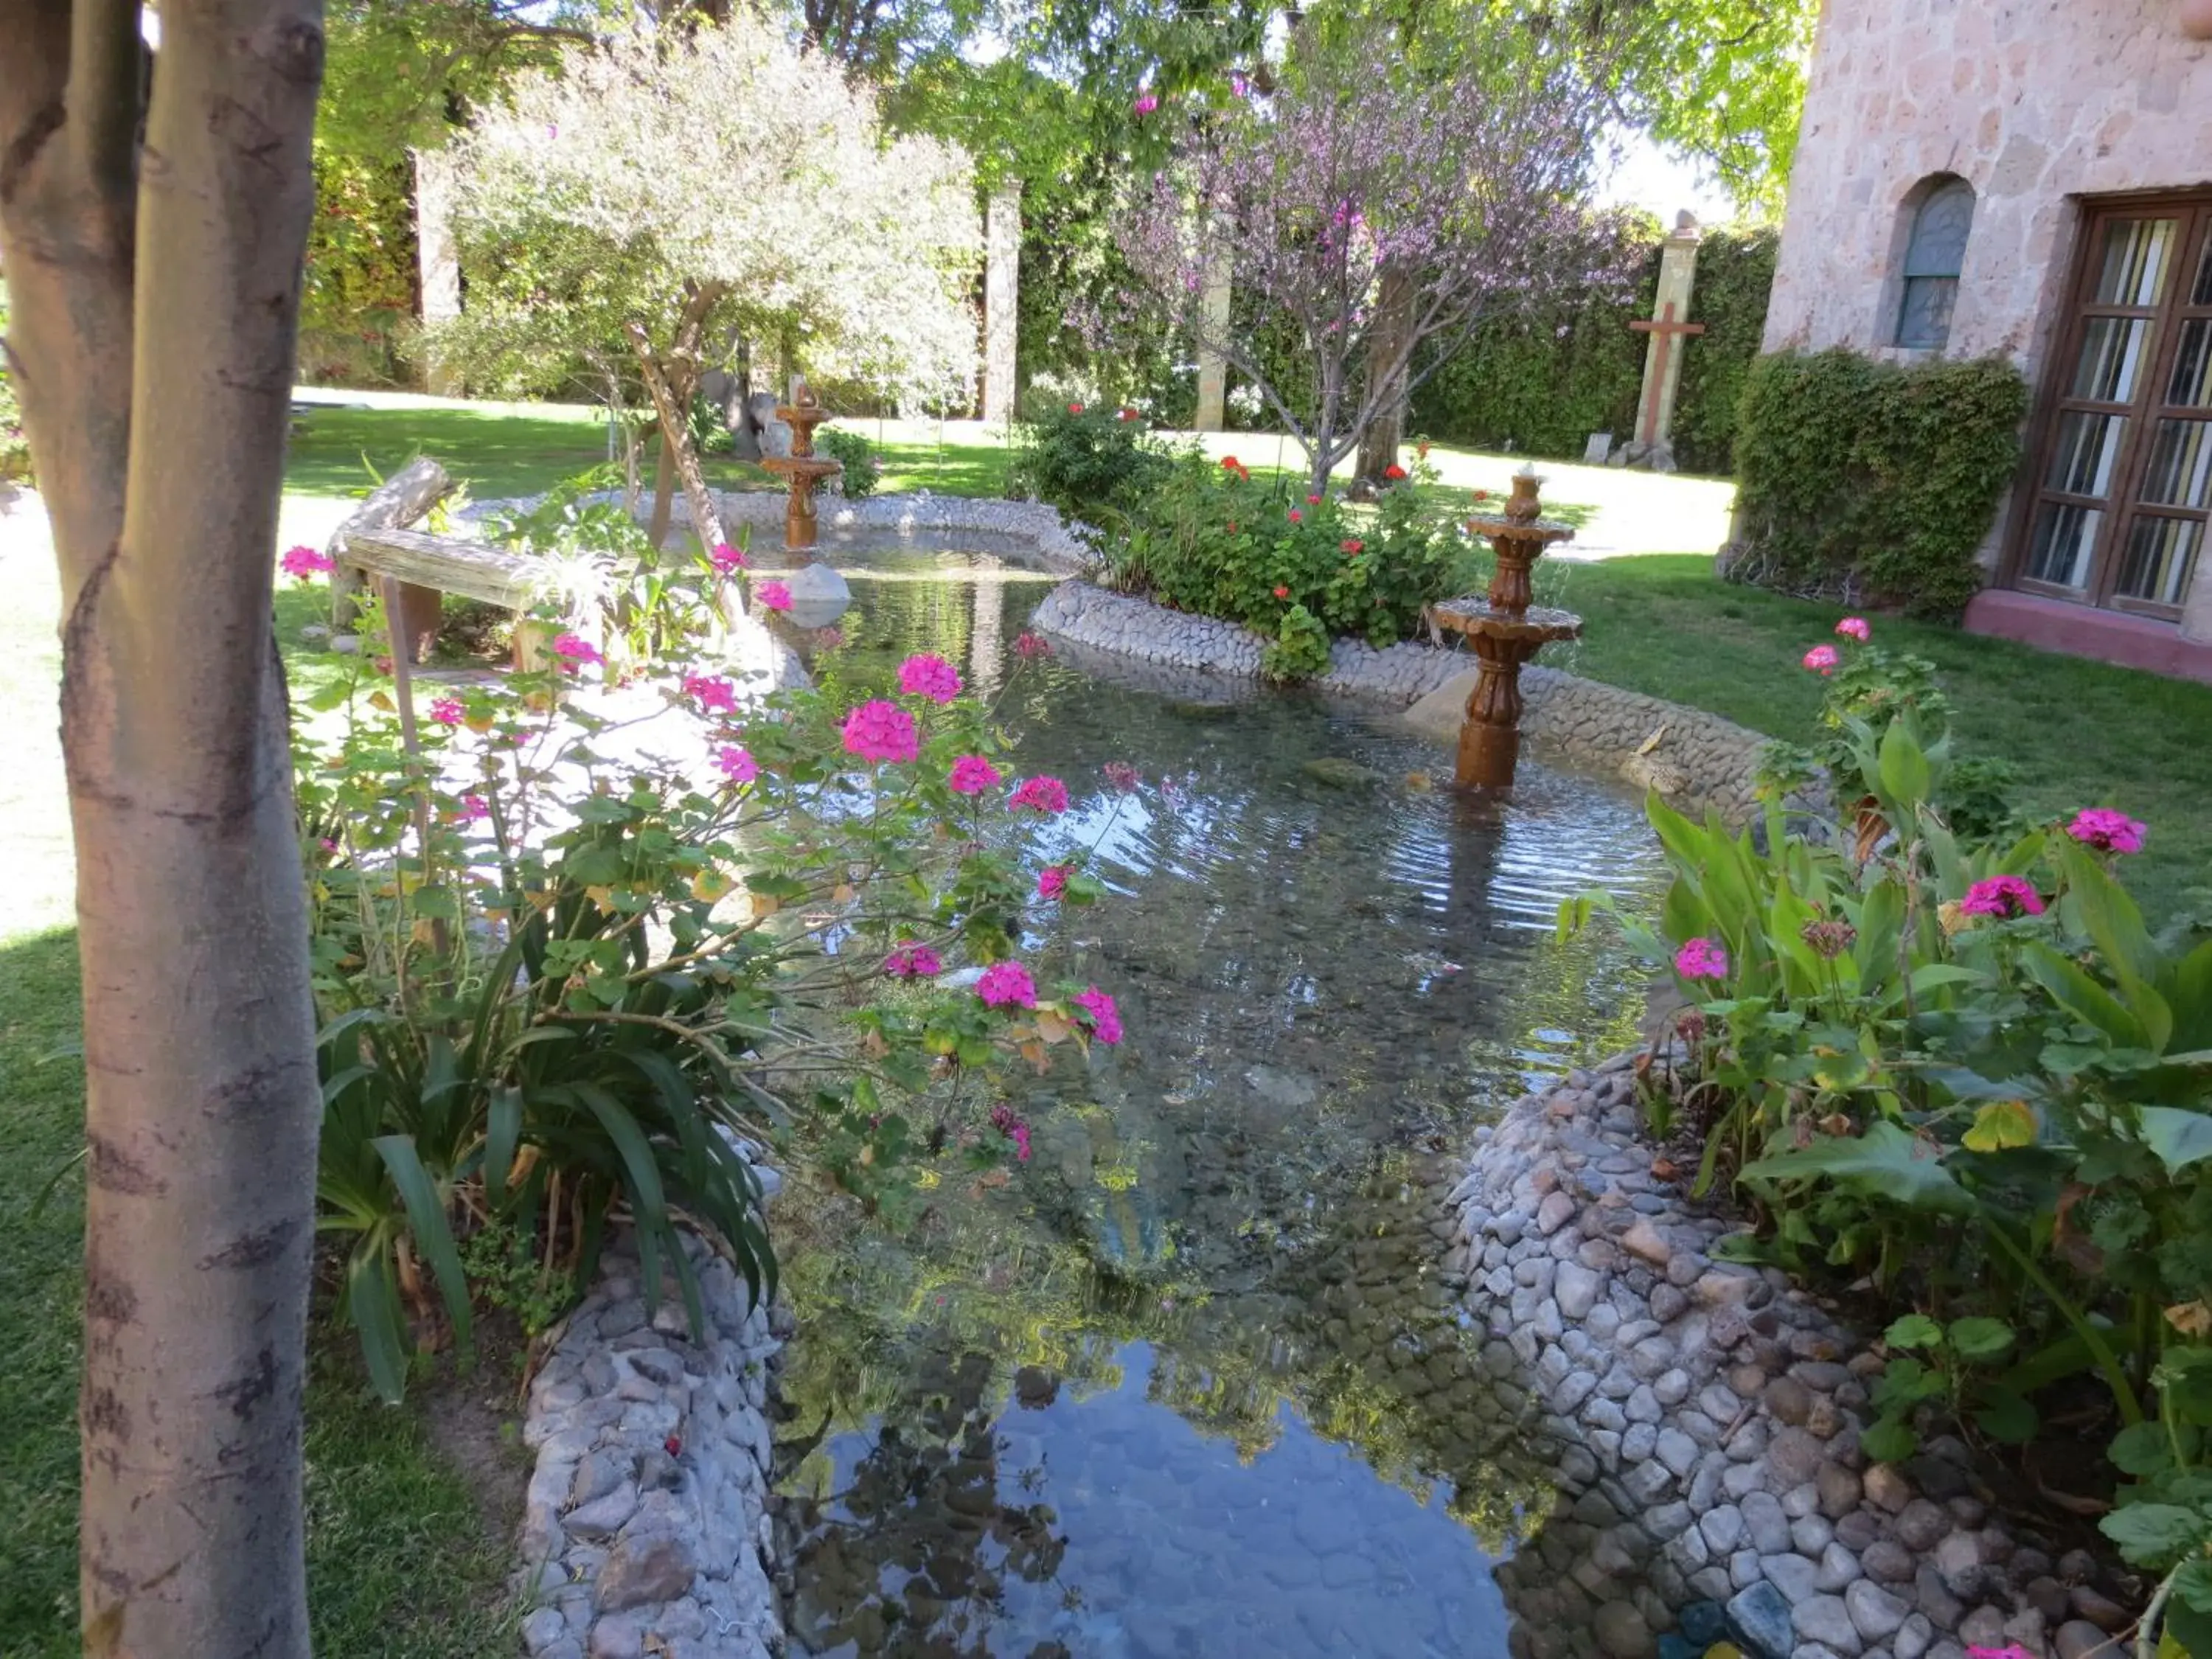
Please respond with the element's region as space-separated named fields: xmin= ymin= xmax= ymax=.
xmin=1105 ymin=17 xmax=1624 ymax=495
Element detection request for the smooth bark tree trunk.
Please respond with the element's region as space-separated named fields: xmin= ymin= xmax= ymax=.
xmin=1354 ymin=266 xmax=1416 ymax=484
xmin=628 ymin=321 xmax=731 ymax=562
xmin=0 ymin=4 xmax=327 ymax=1655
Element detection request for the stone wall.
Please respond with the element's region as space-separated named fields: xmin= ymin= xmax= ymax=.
xmin=1451 ymin=1054 xmax=2137 ymax=1659
xmin=1761 ymin=0 xmax=2212 ymax=570
xmin=517 ymin=1231 xmax=789 ymax=1659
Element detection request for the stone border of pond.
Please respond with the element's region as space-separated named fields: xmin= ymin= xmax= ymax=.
xmin=515 ymin=1227 xmax=790 ymax=1659
xmin=1453 ymin=1046 xmax=2133 ymax=1659
xmin=1029 ymin=580 xmax=1772 ymax=824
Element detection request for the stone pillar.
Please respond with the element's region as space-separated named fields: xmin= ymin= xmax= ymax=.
xmin=2183 ymin=565 xmax=2212 ymax=645
xmin=983 ymin=183 xmax=1021 ymax=422
xmin=1194 ymin=256 xmax=1232 ymax=431
xmin=414 ymin=147 xmax=462 ymax=396
xmin=1631 ymin=212 xmax=1704 ymax=460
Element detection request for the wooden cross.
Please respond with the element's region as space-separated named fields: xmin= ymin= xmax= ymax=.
xmin=1629 ymin=301 xmax=1705 ymax=445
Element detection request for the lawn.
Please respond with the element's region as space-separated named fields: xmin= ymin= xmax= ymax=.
xmin=1531 ymin=554 xmax=2212 ymax=918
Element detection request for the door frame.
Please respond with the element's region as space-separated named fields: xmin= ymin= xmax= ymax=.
xmin=2000 ymin=187 xmax=2212 ymax=619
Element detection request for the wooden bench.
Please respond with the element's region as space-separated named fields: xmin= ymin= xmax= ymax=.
xmin=327 ymin=457 xmax=552 ymax=662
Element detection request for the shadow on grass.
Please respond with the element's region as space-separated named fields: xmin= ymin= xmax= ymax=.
xmin=0 ymin=928 xmax=522 ymax=1659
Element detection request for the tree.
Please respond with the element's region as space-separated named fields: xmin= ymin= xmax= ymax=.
xmin=440 ymin=16 xmax=981 ymax=540
xmin=0 ymin=1 xmax=327 ymax=1654
xmin=1106 ymin=12 xmax=1624 ymax=495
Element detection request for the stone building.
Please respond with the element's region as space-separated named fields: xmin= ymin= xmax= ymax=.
xmin=1761 ymin=0 xmax=2212 ymax=680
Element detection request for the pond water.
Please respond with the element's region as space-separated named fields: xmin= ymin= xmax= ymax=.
xmin=768 ymin=546 xmax=1667 ymax=1659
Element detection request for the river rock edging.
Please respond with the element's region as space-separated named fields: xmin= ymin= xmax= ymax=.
xmin=1455 ymin=1052 xmax=2131 ymax=1659
xmin=1029 ymin=581 xmax=1773 ymax=824
xmin=515 ymin=1231 xmax=789 ymax=1659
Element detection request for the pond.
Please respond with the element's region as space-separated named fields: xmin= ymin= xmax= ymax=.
xmin=767 ymin=545 xmax=1668 ymax=1659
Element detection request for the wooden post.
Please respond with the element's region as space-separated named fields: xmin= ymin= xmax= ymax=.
xmin=329 ymin=455 xmax=452 ymax=632
xmin=1626 ymin=214 xmax=1706 ymax=459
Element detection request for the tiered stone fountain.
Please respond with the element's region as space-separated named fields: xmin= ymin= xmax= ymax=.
xmin=1425 ymin=466 xmax=1582 ymax=790
xmin=759 ymin=378 xmax=843 ymax=557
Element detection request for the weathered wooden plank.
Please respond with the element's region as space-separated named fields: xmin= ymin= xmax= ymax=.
xmin=329 ymin=456 xmax=451 ymax=628
xmin=345 ymin=526 xmax=549 ymax=611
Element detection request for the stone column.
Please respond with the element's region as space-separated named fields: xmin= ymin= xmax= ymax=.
xmin=1194 ymin=254 xmax=1232 ymax=431
xmin=984 ymin=183 xmax=1022 ymax=422
xmin=413 ymin=147 xmax=462 ymax=396
xmin=2183 ymin=566 xmax=2212 ymax=645
xmin=1631 ymin=212 xmax=1703 ymax=462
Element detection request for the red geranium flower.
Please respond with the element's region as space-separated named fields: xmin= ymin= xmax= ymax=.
xmin=1383 ymin=464 xmax=1408 ymax=481
xmin=1340 ymin=538 xmax=1364 ymax=554
xmin=1068 ymin=402 xmax=1084 ymax=414
xmin=1272 ymin=584 xmax=1290 ymax=599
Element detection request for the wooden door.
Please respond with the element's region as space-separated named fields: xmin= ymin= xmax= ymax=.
xmin=2012 ymin=195 xmax=2212 ymax=619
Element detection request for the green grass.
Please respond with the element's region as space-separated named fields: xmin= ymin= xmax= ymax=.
xmin=0 ymin=928 xmax=521 ymax=1659
xmin=1529 ymin=555 xmax=2212 ymax=918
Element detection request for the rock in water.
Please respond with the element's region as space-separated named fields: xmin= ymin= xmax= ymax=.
xmin=1302 ymin=756 xmax=1377 ymax=788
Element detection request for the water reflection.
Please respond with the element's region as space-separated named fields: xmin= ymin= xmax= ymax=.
xmin=774 ymin=552 xmax=1665 ymax=1658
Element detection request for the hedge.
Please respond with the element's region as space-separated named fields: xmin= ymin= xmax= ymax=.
xmin=1729 ymin=349 xmax=2030 ymax=618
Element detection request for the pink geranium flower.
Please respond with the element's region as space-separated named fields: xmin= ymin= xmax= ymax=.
xmin=1307 ymin=493 xmax=1323 ymax=506
xmin=1102 ymin=761 xmax=1141 ymax=792
xmin=1073 ymin=985 xmax=1123 ymax=1044
xmin=841 ymin=698 xmax=919 ymax=764
xmin=1961 ymin=874 xmax=2045 ymax=919
xmin=977 ymin=960 xmax=1037 ymax=1009
xmin=2066 ymin=807 xmax=2146 ymax=855
xmin=1674 ymin=937 xmax=1729 ymax=981
xmin=1009 ymin=776 xmax=1070 ymax=814
xmin=428 ymin=697 xmax=465 ymax=727
xmin=1037 ymin=864 xmax=1071 ymax=900
xmin=1835 ymin=616 xmax=1871 ymax=641
xmin=1132 ymin=92 xmax=1158 ymax=114
xmin=990 ymin=1104 xmax=1032 ymax=1161
xmin=897 ymin=653 xmax=964 ymax=705
xmin=280 ymin=544 xmax=335 ymax=580
xmin=709 ymin=542 xmax=748 ymax=574
xmin=884 ymin=942 xmax=943 ymax=978
xmin=1287 ymin=508 xmax=1303 ymax=524
xmin=949 ymin=754 xmax=1003 ymax=795
xmin=1802 ymin=643 xmax=1840 ymax=675
xmin=453 ymin=794 xmax=490 ymax=824
xmin=1015 ymin=631 xmax=1052 ymax=660
xmin=755 ymin=580 xmax=793 ymax=612
xmin=551 ymin=632 xmax=602 ymax=669
xmin=716 ymin=745 xmax=757 ymax=784
xmin=684 ymin=672 xmax=739 ymax=715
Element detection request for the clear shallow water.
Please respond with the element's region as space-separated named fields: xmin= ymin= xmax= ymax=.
xmin=770 ymin=548 xmax=1666 ymax=1659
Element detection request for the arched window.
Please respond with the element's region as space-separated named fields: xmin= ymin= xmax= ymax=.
xmin=1896 ymin=178 xmax=1977 ymax=349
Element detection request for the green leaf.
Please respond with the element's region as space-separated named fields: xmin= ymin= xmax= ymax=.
xmin=2166 ymin=1598 xmax=2212 ymax=1658
xmin=1946 ymin=1315 xmax=2015 ymax=1362
xmin=2025 ymin=942 xmax=2149 ymax=1050
xmin=485 ymin=1085 xmax=521 ymax=1208
xmin=371 ymin=1134 xmax=473 ymax=1357
xmin=1972 ymin=1385 xmax=2038 ymax=1444
xmin=1886 ymin=1313 xmax=1943 ymax=1350
xmin=2111 ymin=1422 xmax=2178 ymax=1478
xmin=347 ymin=1250 xmax=409 ymax=1406
xmin=1859 ymin=1415 xmax=1918 ymax=1464
xmin=1877 ymin=717 xmax=1932 ymax=813
xmin=2139 ymin=1107 xmax=2212 ymax=1175
xmin=2174 ymin=1559 xmax=2212 ymax=1616
xmin=1961 ymin=1099 xmax=2038 ymax=1152
xmin=1741 ymin=1121 xmax=1973 ymax=1215
xmin=2101 ymin=1501 xmax=2212 ymax=1569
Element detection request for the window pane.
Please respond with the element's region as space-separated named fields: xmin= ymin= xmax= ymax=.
xmin=2142 ymin=419 xmax=2212 ymax=509
xmin=2114 ymin=515 xmax=2202 ymax=608
xmin=2046 ymin=411 xmax=2129 ymax=498
xmin=1903 ymin=184 xmax=1975 ymax=279
xmin=2196 ymin=229 xmax=2212 ymax=306
xmin=2171 ymin=319 xmax=2212 ymax=408
xmin=2072 ymin=316 xmax=2156 ymax=402
xmin=1897 ymin=276 xmax=1956 ymax=349
xmin=2027 ymin=501 xmax=2102 ymax=588
xmin=2093 ymin=218 xmax=2177 ymax=307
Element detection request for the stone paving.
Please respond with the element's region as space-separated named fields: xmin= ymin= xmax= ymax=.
xmin=1450 ymin=1049 xmax=2136 ymax=1659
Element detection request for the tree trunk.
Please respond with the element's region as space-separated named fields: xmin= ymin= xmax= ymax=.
xmin=628 ymin=321 xmax=730 ymax=561
xmin=0 ymin=4 xmax=326 ymax=1655
xmin=644 ymin=282 xmax=726 ymax=550
xmin=1354 ymin=266 xmax=1416 ymax=484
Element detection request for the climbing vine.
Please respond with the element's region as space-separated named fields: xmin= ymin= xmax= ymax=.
xmin=1730 ymin=349 xmax=2029 ymax=617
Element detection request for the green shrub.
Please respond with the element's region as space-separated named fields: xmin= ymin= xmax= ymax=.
xmin=816 ymin=426 xmax=883 ymax=498
xmin=1731 ymin=348 xmax=2028 ymax=617
xmin=0 ymin=282 xmax=29 ymax=483
xmin=1104 ymin=452 xmax=1458 ymax=663
xmin=1263 ymin=603 xmax=1332 ymax=681
xmin=1667 ymin=226 xmax=1779 ymax=474
xmin=1007 ymin=396 xmax=1184 ymax=521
